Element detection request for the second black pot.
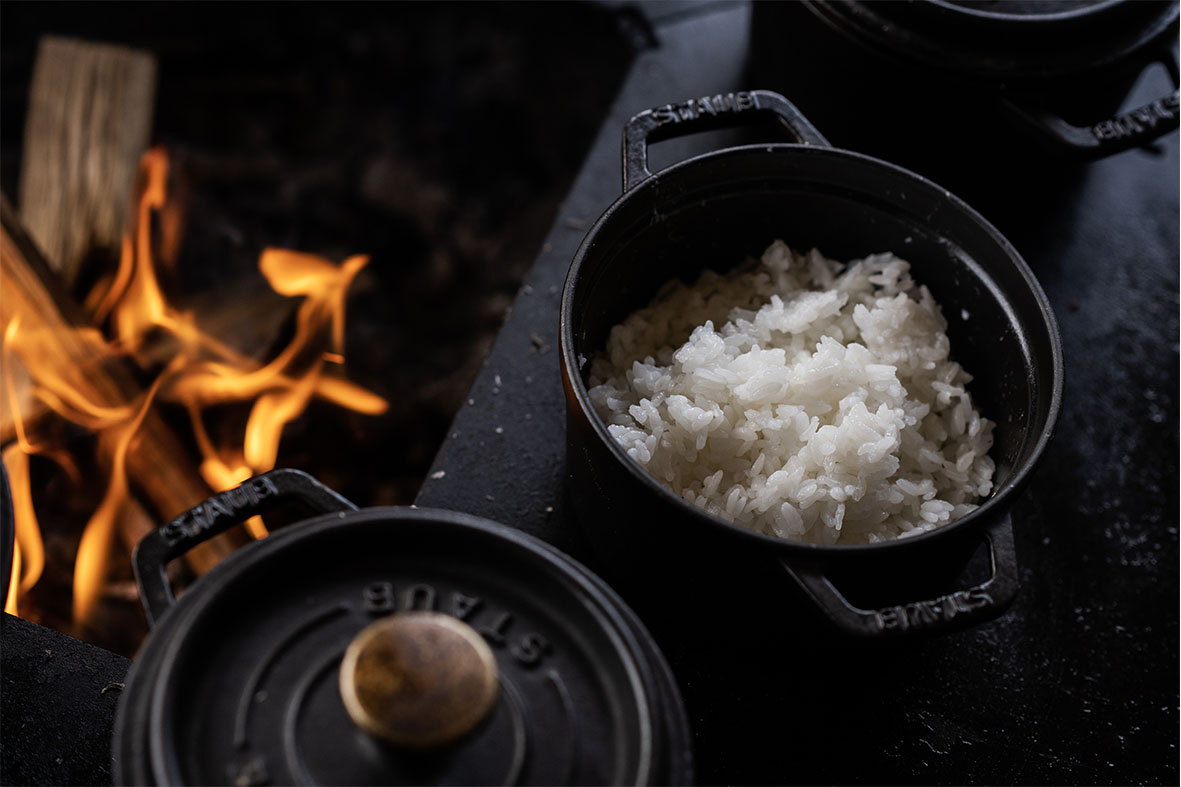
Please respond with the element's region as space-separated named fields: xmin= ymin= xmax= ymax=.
xmin=748 ymin=1 xmax=1179 ymax=226
xmin=750 ymin=0 xmax=1179 ymax=158
xmin=560 ymin=90 xmax=1063 ymax=639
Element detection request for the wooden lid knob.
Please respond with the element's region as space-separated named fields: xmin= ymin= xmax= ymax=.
xmin=339 ymin=612 xmax=499 ymax=748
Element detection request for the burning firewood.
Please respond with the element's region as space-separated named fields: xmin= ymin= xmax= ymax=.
xmin=1 ymin=197 xmax=245 ymax=594
xmin=2 ymin=144 xmax=387 ymax=633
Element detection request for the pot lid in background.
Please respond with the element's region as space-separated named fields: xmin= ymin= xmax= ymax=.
xmin=802 ymin=0 xmax=1179 ymax=82
xmin=114 ymin=504 xmax=691 ymax=786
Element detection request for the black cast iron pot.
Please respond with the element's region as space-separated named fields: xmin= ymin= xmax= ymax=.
xmin=560 ymin=90 xmax=1063 ymax=639
xmin=113 ymin=469 xmax=693 ymax=786
xmin=750 ymin=0 xmax=1179 ymax=159
xmin=748 ymin=1 xmax=1179 ymax=231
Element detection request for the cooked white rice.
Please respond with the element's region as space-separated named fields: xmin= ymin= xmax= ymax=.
xmin=588 ymin=241 xmax=995 ymax=545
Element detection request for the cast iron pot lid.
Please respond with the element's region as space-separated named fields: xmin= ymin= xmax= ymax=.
xmin=113 ymin=470 xmax=692 ymax=786
xmin=803 ymin=0 xmax=1179 ymax=82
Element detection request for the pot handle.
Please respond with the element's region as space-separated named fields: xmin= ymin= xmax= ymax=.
xmin=999 ymin=52 xmax=1180 ymax=158
xmin=623 ymin=89 xmax=830 ymax=191
xmin=133 ymin=468 xmax=358 ymax=626
xmin=780 ymin=514 xmax=1019 ymax=638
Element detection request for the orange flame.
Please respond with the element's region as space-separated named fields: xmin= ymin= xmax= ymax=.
xmin=5 ymin=317 xmax=134 ymax=432
xmin=3 ymin=145 xmax=387 ymax=625
xmin=260 ymin=249 xmax=369 ymax=355
xmin=109 ymin=147 xmax=172 ymax=346
xmin=72 ymin=376 xmax=161 ymax=623
xmin=3 ymin=446 xmax=44 ymax=616
xmin=4 ymin=549 xmax=17 ymax=616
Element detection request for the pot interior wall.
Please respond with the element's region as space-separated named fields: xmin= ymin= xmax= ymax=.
xmin=570 ymin=145 xmax=1058 ymax=503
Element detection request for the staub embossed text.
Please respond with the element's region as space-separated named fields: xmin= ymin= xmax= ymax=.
xmin=162 ymin=475 xmax=279 ymax=544
xmin=873 ymin=588 xmax=993 ymax=632
xmin=1092 ymin=93 xmax=1180 ymax=142
xmin=651 ymin=91 xmax=756 ymax=125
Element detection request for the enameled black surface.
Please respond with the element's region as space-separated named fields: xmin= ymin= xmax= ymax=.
xmin=792 ymin=0 xmax=1178 ymax=81
xmin=559 ymin=106 xmax=1063 ymax=637
xmin=418 ymin=2 xmax=1179 ymax=783
xmin=751 ymin=1 xmax=1180 ymax=161
xmin=114 ymin=494 xmax=691 ymax=786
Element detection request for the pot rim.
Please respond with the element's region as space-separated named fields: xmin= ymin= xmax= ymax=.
xmin=922 ymin=0 xmax=1126 ymax=25
xmin=798 ymin=0 xmax=1179 ymax=83
xmin=132 ymin=506 xmax=672 ymax=786
xmin=560 ymin=140 xmax=1064 ymax=560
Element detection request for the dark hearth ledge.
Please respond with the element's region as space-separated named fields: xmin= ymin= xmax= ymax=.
xmin=1 ymin=613 xmax=130 ymax=785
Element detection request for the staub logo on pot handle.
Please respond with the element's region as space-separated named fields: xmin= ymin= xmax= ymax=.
xmin=137 ymin=470 xmax=358 ymax=626
xmin=622 ymin=89 xmax=830 ymax=191
xmin=161 ymin=475 xmax=280 ymax=545
xmin=1092 ymin=91 xmax=1180 ymax=142
xmin=650 ymin=90 xmax=756 ymax=125
xmin=873 ymin=588 xmax=994 ymax=633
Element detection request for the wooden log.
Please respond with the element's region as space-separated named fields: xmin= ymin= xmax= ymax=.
xmin=0 ymin=197 xmax=241 ymax=574
xmin=18 ymin=36 xmax=157 ymax=285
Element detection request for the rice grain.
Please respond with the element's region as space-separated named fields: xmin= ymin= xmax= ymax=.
xmin=588 ymin=241 xmax=995 ymax=545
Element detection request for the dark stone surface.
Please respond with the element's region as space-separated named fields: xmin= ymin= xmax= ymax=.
xmin=419 ymin=2 xmax=1179 ymax=785
xmin=0 ymin=613 xmax=130 ymax=786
